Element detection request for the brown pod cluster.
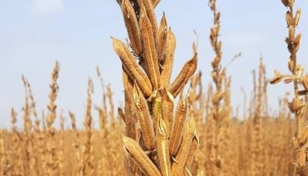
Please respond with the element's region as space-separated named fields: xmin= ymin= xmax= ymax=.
xmin=112 ymin=0 xmax=199 ymax=175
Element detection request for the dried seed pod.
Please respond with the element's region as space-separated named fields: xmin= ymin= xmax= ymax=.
xmin=215 ymin=12 xmax=221 ymax=23
xmin=122 ymin=136 xmax=161 ymax=176
xmin=169 ymin=94 xmax=188 ymax=156
xmin=160 ymin=87 xmax=175 ymax=137
xmin=286 ymin=11 xmax=293 ymax=27
xmin=211 ymin=71 xmax=218 ymax=84
xmin=140 ymin=12 xmax=161 ymax=90
xmin=157 ymin=12 xmax=169 ymax=63
xmin=170 ymin=54 xmax=197 ymax=97
xmin=156 ymin=118 xmax=171 ymax=176
xmin=216 ymin=41 xmax=222 ymax=52
xmin=140 ymin=0 xmax=158 ymax=41
xmin=294 ymin=34 xmax=302 ymax=53
xmin=153 ymin=0 xmax=161 ymax=8
xmin=288 ymin=97 xmax=304 ymax=113
xmin=185 ymin=135 xmax=199 ymax=168
xmin=211 ymin=56 xmax=221 ymax=70
xmin=298 ymin=127 xmax=308 ymax=145
xmin=294 ymin=9 xmax=301 ymax=27
xmin=294 ymin=33 xmax=301 ymax=45
xmin=112 ymin=37 xmax=153 ymax=97
xmin=121 ymin=0 xmax=142 ymax=55
xmin=269 ymin=70 xmax=285 ymax=84
xmin=171 ymin=118 xmax=196 ymax=175
xmin=132 ymin=82 xmax=156 ymax=150
xmin=294 ymin=41 xmax=301 ymax=54
xmin=161 ymin=29 xmax=176 ymax=86
xmin=122 ymin=70 xmax=138 ymax=140
xmin=212 ymin=91 xmax=224 ymax=106
xmin=297 ymin=148 xmax=306 ymax=167
xmin=289 ymin=26 xmax=295 ymax=42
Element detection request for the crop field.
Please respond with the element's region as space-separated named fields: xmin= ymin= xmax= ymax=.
xmin=1 ymin=0 xmax=308 ymax=175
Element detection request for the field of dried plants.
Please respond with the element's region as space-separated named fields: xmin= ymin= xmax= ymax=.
xmin=1 ymin=0 xmax=308 ymax=175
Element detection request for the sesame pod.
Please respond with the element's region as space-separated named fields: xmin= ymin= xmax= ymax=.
xmin=294 ymin=34 xmax=301 ymax=53
xmin=153 ymin=0 xmax=161 ymax=8
xmin=140 ymin=12 xmax=161 ymax=90
xmin=140 ymin=0 xmax=158 ymax=41
xmin=212 ymin=91 xmax=224 ymax=106
xmin=133 ymin=82 xmax=156 ymax=150
xmin=122 ymin=136 xmax=161 ymax=176
xmin=112 ymin=37 xmax=152 ymax=98
xmin=171 ymin=118 xmax=196 ymax=176
xmin=286 ymin=11 xmax=293 ymax=27
xmin=160 ymin=88 xmax=175 ymax=137
xmin=157 ymin=12 xmax=169 ymax=62
xmin=294 ymin=9 xmax=301 ymax=27
xmin=169 ymin=94 xmax=188 ymax=156
xmin=156 ymin=118 xmax=171 ymax=176
xmin=121 ymin=0 xmax=142 ymax=55
xmin=161 ymin=29 xmax=176 ymax=87
xmin=297 ymin=148 xmax=306 ymax=167
xmin=298 ymin=127 xmax=308 ymax=145
xmin=170 ymin=54 xmax=197 ymax=98
xmin=289 ymin=26 xmax=295 ymax=42
xmin=288 ymin=97 xmax=304 ymax=114
xmin=185 ymin=135 xmax=199 ymax=169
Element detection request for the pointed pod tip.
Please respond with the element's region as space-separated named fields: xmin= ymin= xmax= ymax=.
xmin=122 ymin=135 xmax=129 ymax=142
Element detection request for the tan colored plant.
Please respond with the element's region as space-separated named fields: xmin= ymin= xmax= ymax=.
xmin=112 ymin=0 xmax=198 ymax=175
xmin=205 ymin=0 xmax=232 ymax=175
xmin=82 ymin=78 xmax=95 ymax=176
xmin=270 ymin=0 xmax=308 ymax=174
xmin=9 ymin=108 xmax=23 ymax=176
xmin=45 ymin=61 xmax=60 ymax=175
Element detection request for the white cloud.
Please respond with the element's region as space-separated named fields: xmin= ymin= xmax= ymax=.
xmin=32 ymin=0 xmax=64 ymax=16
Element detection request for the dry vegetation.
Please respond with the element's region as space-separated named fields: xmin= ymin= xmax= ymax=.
xmin=1 ymin=0 xmax=307 ymax=175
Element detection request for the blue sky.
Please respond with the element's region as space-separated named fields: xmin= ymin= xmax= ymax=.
xmin=1 ymin=0 xmax=308 ymax=129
